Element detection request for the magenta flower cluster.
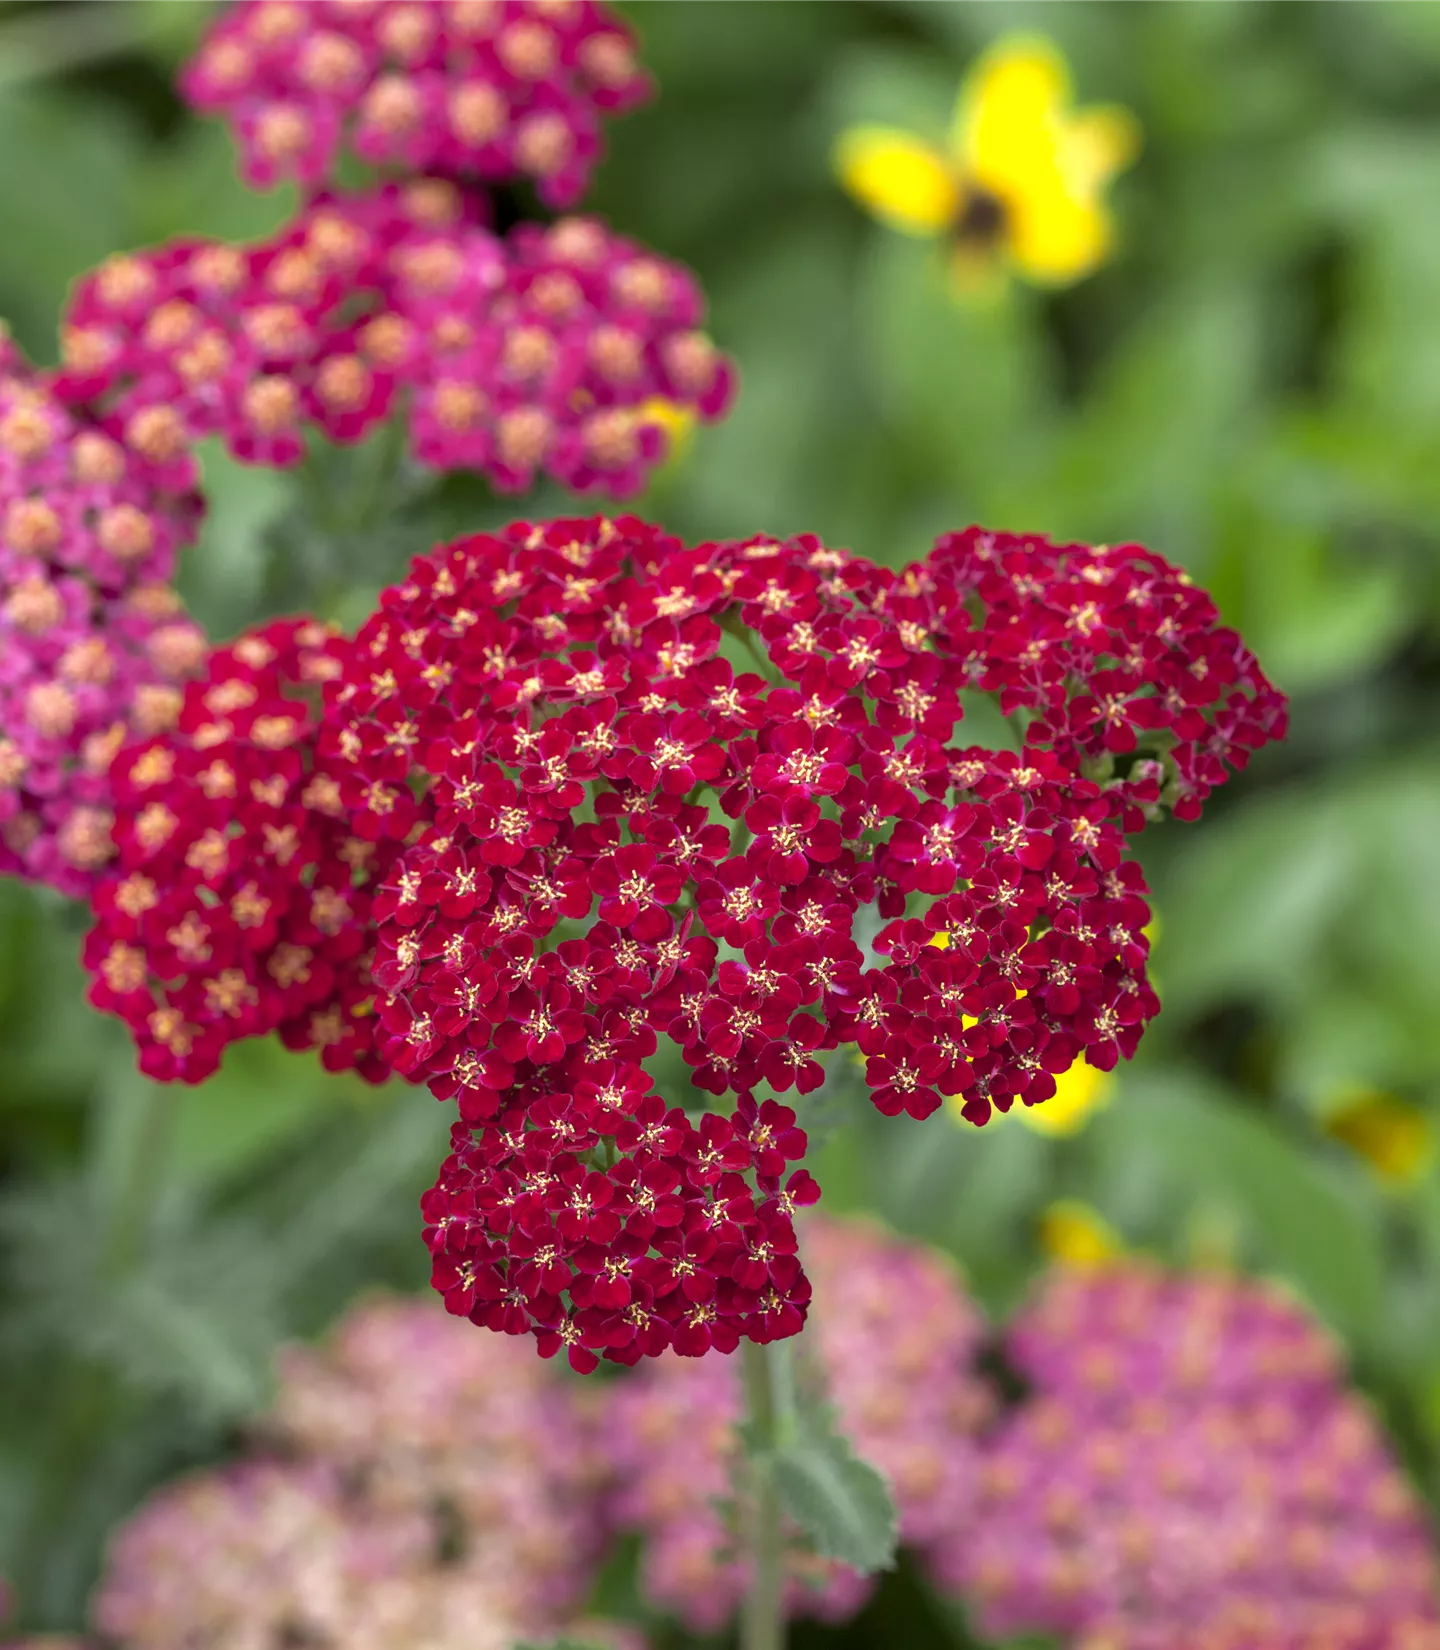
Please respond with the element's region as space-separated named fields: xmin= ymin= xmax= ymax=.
xmin=938 ymin=1263 xmax=1440 ymax=1650
xmin=182 ymin=0 xmax=650 ymax=208
xmin=0 ymin=358 xmax=206 ymax=897
xmin=285 ymin=514 xmax=1280 ymax=1368
xmin=55 ymin=189 xmax=731 ymax=499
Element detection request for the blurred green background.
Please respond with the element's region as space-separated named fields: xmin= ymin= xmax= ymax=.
xmin=5 ymin=1 xmax=1440 ymax=1642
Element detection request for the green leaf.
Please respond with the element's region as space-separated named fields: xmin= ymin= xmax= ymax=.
xmin=768 ymin=1407 xmax=898 ymax=1574
xmin=0 ymin=86 xmax=139 ymax=359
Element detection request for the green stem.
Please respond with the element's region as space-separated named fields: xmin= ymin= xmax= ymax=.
xmin=108 ymin=1080 xmax=181 ymax=1278
xmin=741 ymin=1339 xmax=788 ymax=1650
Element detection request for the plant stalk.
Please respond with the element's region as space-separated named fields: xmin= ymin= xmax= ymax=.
xmin=741 ymin=1337 xmax=788 ymax=1650
xmin=108 ymin=1079 xmax=181 ymax=1278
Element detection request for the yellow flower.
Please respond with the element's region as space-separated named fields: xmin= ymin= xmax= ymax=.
xmin=833 ymin=35 xmax=1139 ymax=288
xmin=1039 ymin=1199 xmax=1124 ymax=1268
xmin=637 ymin=397 xmax=697 ymax=467
xmin=942 ymin=1054 xmax=1114 ymax=1136
xmin=1018 ymin=1058 xmax=1114 ymax=1136
xmin=1323 ymin=1087 xmax=1434 ymax=1186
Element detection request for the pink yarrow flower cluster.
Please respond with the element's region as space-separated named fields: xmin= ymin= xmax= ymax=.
xmin=54 ymin=187 xmax=731 ymax=499
xmin=606 ymin=1214 xmax=992 ymax=1632
xmin=182 ymin=0 xmax=650 ymax=209
xmin=937 ymin=1262 xmax=1440 ymax=1650
xmin=299 ymin=513 xmax=1282 ymax=1366
xmin=83 ymin=618 xmax=395 ymax=1083
xmin=0 ymin=355 xmax=206 ymax=897
xmin=93 ymin=1294 xmax=629 ymax=1650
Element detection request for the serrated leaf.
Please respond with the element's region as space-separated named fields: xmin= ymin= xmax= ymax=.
xmin=768 ymin=1414 xmax=897 ymax=1574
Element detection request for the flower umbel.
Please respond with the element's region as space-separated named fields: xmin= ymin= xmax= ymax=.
xmin=94 ymin=1294 xmax=621 ymax=1650
xmin=305 ymin=513 xmax=1283 ymax=1367
xmin=182 ymin=0 xmax=651 ymax=209
xmin=82 ymin=619 xmax=393 ymax=1084
xmin=0 ymin=356 xmax=206 ymax=897
xmin=934 ymin=1262 xmax=1440 ymax=1650
xmin=834 ymin=36 xmax=1139 ymax=288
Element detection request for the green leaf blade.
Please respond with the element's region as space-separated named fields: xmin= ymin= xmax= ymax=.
xmin=768 ymin=1414 xmax=898 ymax=1575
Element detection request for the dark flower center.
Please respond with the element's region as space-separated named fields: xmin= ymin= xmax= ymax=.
xmin=956 ymin=185 xmax=1008 ymax=247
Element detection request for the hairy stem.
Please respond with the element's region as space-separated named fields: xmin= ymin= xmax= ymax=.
xmin=741 ymin=1338 xmax=789 ymax=1650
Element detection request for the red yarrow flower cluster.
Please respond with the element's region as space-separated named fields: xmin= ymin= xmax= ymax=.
xmin=182 ymin=0 xmax=650 ymax=209
xmin=308 ymin=513 xmax=1282 ymax=1363
xmin=423 ymin=1092 xmax=820 ymax=1371
xmin=930 ymin=528 xmax=1287 ymax=823
xmin=937 ymin=1262 xmax=1440 ymax=1650
xmin=53 ymin=187 xmax=731 ymax=500
xmin=0 ymin=351 xmax=207 ymax=897
xmin=82 ymin=618 xmax=396 ymax=1083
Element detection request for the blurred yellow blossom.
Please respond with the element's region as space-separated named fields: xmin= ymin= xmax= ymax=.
xmin=1323 ymin=1087 xmax=1434 ymax=1186
xmin=943 ymin=1056 xmax=1114 ymax=1136
xmin=1018 ymin=1059 xmax=1114 ymax=1136
xmin=833 ymin=35 xmax=1138 ymax=289
xmin=638 ymin=397 xmax=697 ymax=467
xmin=1039 ymin=1199 xmax=1124 ymax=1267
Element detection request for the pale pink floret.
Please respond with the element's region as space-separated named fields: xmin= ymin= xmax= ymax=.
xmin=94 ymin=1294 xmax=631 ymax=1650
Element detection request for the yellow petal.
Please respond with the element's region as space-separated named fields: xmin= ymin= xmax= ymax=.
xmin=833 ymin=125 xmax=959 ymax=237
xmin=952 ymin=34 xmax=1138 ymax=288
xmin=1039 ymin=1199 xmax=1123 ymax=1268
xmin=1061 ymin=105 xmax=1142 ymax=193
xmin=1007 ymin=184 xmax=1115 ymax=285
xmin=1324 ymin=1088 xmax=1434 ymax=1185
xmin=1018 ymin=1057 xmax=1114 ymax=1136
xmin=954 ymin=35 xmax=1071 ymax=191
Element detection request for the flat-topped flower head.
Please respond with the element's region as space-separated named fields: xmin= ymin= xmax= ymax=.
xmin=0 ymin=363 xmax=206 ymax=897
xmin=835 ymin=36 xmax=1139 ymax=290
xmin=53 ymin=193 xmax=731 ymax=500
xmin=182 ymin=0 xmax=651 ymax=208
xmin=82 ymin=618 xmax=394 ymax=1084
xmin=95 ymin=1295 xmax=620 ymax=1650
xmin=266 ymin=1294 xmax=605 ymax=1621
xmin=319 ymin=513 xmax=1281 ymax=1364
xmin=933 ymin=1261 xmax=1440 ymax=1650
